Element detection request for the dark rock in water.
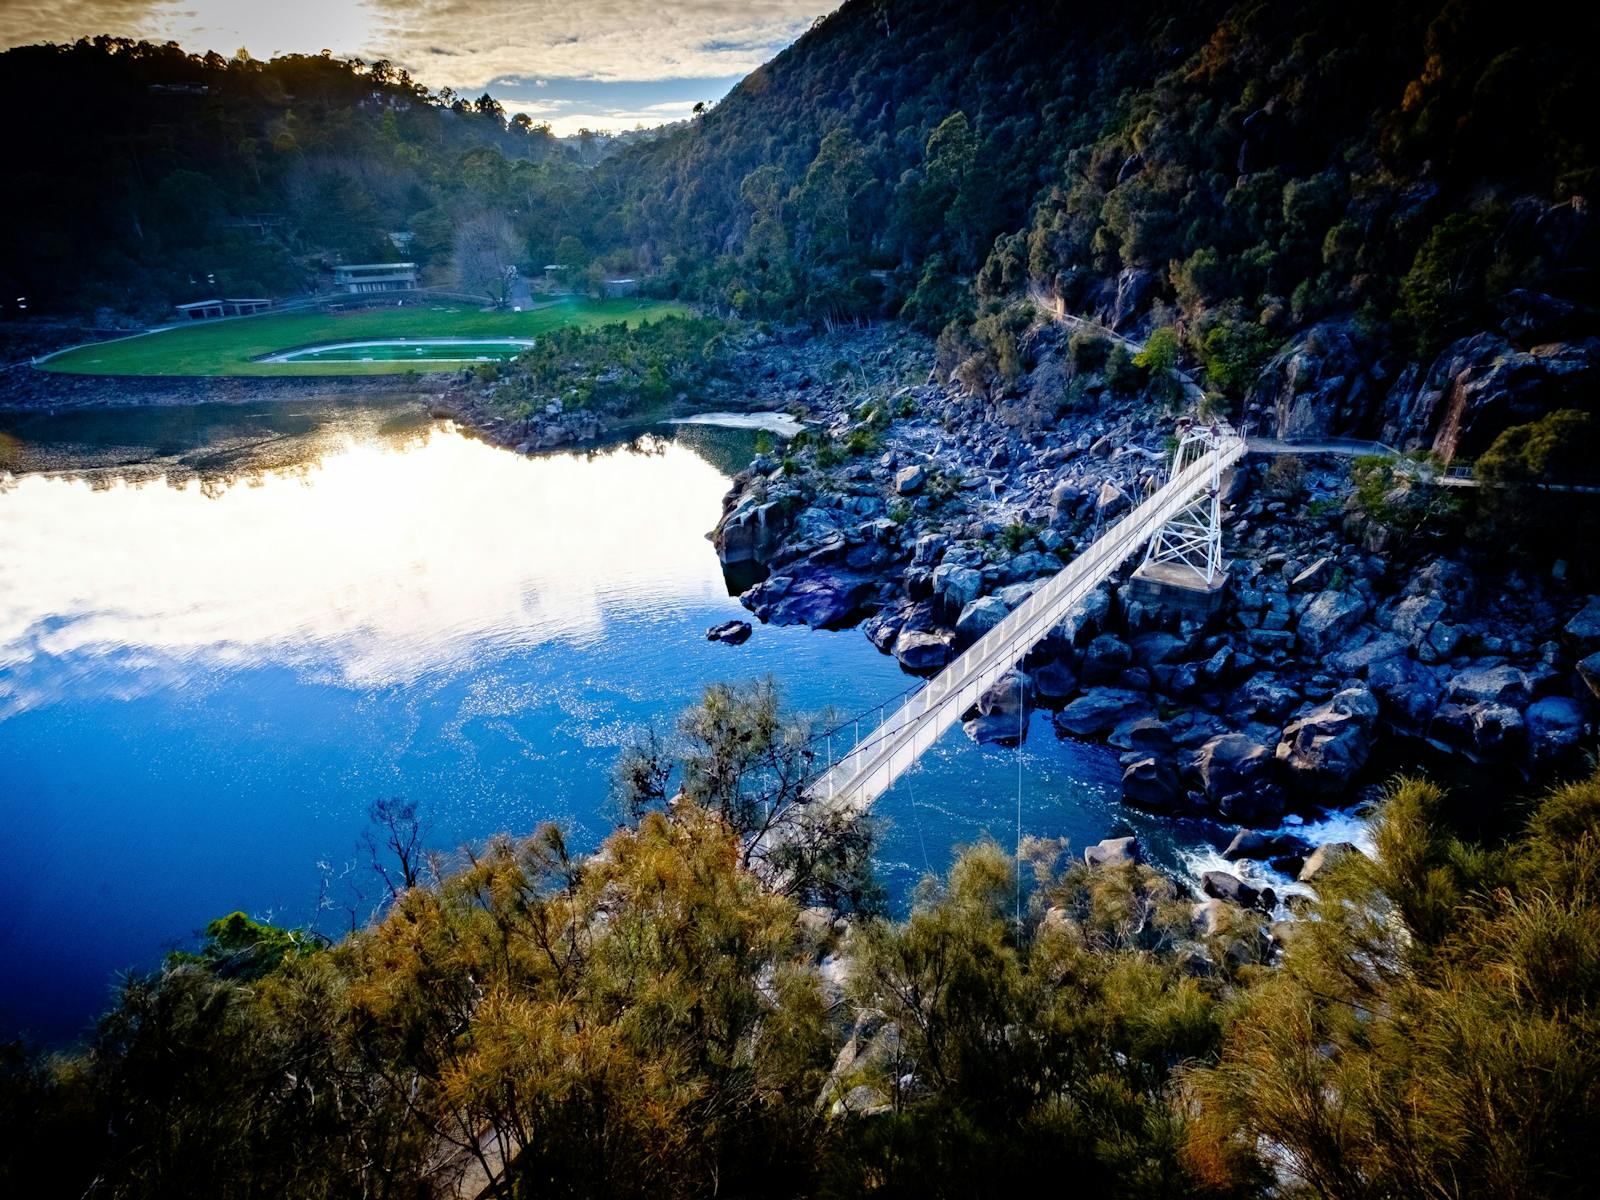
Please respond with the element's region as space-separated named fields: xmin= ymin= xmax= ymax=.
xmin=1196 ymin=733 xmax=1282 ymax=826
xmin=1055 ymin=688 xmax=1152 ymax=737
xmin=1202 ymin=870 xmax=1275 ymax=913
xmin=1109 ymin=715 xmax=1174 ymax=754
xmin=1298 ymin=841 xmax=1362 ymax=883
xmin=893 ymin=629 xmax=955 ymax=674
xmin=861 ymin=608 xmax=905 ymax=652
xmin=963 ymin=670 xmax=1034 ymax=745
xmin=1031 ymin=657 xmax=1078 ymax=702
xmin=1222 ymin=829 xmax=1311 ymax=862
xmin=1085 ymin=836 xmax=1142 ymax=869
xmin=1270 ymin=853 xmax=1306 ymax=878
xmin=1172 ymin=817 xmax=1233 ymax=851
xmin=744 ymin=569 xmax=874 ymax=629
xmin=714 ymin=492 xmax=794 ymax=565
xmin=706 ymin=620 xmax=752 ymax=645
xmin=1121 ymin=756 xmax=1185 ymax=812
xmin=1274 ymin=686 xmax=1379 ymax=800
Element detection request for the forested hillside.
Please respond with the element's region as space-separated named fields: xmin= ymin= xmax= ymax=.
xmin=8 ymin=1 xmax=1596 ymax=439
xmin=0 ymin=39 xmax=626 ymax=314
xmin=600 ymin=0 xmax=1594 ymax=376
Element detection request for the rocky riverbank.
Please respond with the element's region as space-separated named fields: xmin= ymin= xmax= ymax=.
xmin=707 ymin=316 xmax=1599 ymax=843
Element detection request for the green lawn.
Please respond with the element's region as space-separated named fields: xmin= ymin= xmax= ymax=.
xmin=40 ymin=298 xmax=690 ymax=377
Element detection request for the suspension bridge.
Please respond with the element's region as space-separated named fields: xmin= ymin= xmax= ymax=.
xmin=806 ymin=420 xmax=1248 ymax=815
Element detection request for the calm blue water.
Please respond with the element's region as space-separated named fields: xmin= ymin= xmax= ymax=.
xmin=0 ymin=401 xmax=1135 ymax=1044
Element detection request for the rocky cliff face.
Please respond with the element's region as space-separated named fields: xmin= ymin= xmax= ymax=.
xmin=1382 ymin=333 xmax=1600 ymax=460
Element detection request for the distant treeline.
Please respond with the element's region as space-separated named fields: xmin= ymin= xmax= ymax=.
xmin=0 ymin=38 xmax=645 ymax=316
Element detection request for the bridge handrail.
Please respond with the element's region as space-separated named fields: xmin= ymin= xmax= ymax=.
xmin=809 ymin=433 xmax=1245 ymax=807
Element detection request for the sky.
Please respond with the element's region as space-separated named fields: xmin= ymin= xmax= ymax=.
xmin=0 ymin=0 xmax=834 ymax=134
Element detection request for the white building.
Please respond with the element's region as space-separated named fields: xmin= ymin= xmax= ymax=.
xmin=332 ymin=263 xmax=418 ymax=294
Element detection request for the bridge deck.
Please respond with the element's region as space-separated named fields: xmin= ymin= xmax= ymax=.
xmin=808 ymin=433 xmax=1247 ymax=814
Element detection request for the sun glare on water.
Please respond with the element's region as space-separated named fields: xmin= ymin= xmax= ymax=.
xmin=0 ymin=428 xmax=733 ymax=716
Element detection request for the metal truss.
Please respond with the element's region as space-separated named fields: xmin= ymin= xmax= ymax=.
xmin=1143 ymin=420 xmax=1228 ymax=584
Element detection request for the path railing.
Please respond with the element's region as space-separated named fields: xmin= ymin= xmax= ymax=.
xmin=808 ymin=428 xmax=1247 ymax=814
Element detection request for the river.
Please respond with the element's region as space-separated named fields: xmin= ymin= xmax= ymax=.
xmin=0 ymin=398 xmax=1167 ymax=1043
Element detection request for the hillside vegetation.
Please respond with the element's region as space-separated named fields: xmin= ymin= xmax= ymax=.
xmin=2 ymin=682 xmax=1595 ymax=1198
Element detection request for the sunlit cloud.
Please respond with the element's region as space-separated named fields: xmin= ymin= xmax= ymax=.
xmin=0 ymin=0 xmax=833 ymax=132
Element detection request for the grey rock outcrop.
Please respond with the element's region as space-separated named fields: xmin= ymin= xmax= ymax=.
xmin=1274 ymin=687 xmax=1380 ymax=799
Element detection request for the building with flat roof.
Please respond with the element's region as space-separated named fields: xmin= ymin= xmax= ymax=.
xmin=175 ymin=298 xmax=272 ymax=321
xmin=333 ymin=263 xmax=418 ymax=294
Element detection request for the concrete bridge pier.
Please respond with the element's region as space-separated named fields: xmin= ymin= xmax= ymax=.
xmin=1126 ymin=559 xmax=1229 ymax=620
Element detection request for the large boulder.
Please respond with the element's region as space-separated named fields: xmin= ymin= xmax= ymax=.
xmin=955 ymin=595 xmax=1010 ymax=643
xmin=1195 ymin=733 xmax=1282 ymax=826
xmin=1222 ymin=830 xmax=1311 ymax=862
xmin=932 ymin=563 xmax=983 ymax=613
xmin=1274 ymin=687 xmax=1381 ymax=799
xmin=893 ymin=629 xmax=955 ymax=674
xmin=1085 ymin=836 xmax=1143 ymax=870
xmin=1121 ymin=756 xmax=1185 ymax=812
xmin=1564 ymin=597 xmax=1600 ymax=650
xmin=1578 ymin=651 xmax=1600 ymax=701
xmin=1526 ymin=696 xmax=1588 ymax=769
xmin=1297 ymin=588 xmax=1369 ymax=657
xmin=964 ymin=670 xmax=1034 ymax=745
xmin=1447 ymin=665 xmax=1531 ymax=707
xmin=1369 ymin=655 xmax=1444 ymax=730
xmin=1429 ymin=700 xmax=1526 ymax=759
xmin=1054 ymin=688 xmax=1152 ymax=738
xmin=1050 ymin=481 xmax=1086 ymax=526
xmin=1081 ymin=633 xmax=1134 ymax=684
xmin=894 ymin=463 xmax=927 ymax=494
xmin=1202 ymin=870 xmax=1275 ymax=913
xmin=714 ymin=492 xmax=794 ymax=564
xmin=1031 ymin=658 xmax=1078 ymax=702
xmin=744 ymin=569 xmax=873 ymax=629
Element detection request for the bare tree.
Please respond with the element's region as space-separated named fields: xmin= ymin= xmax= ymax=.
xmin=361 ymin=796 xmax=428 ymax=899
xmin=452 ymin=211 xmax=519 ymax=305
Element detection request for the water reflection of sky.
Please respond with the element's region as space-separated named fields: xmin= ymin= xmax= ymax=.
xmin=0 ymin=405 xmax=1127 ymax=1045
xmin=1 ymin=430 xmax=733 ymax=714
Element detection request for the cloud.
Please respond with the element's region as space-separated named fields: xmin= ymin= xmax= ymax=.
xmin=1 ymin=1 xmax=829 ymax=82
xmin=361 ymin=0 xmax=825 ymax=86
xmin=0 ymin=0 xmax=832 ymax=131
